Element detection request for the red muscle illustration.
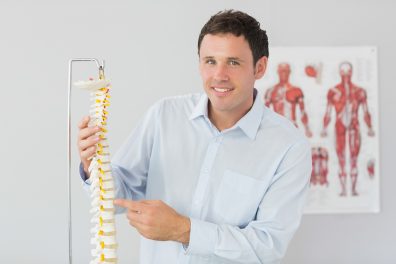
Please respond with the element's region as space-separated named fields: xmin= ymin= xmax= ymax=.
xmin=367 ymin=159 xmax=375 ymax=179
xmin=321 ymin=62 xmax=375 ymax=196
xmin=305 ymin=63 xmax=322 ymax=84
xmin=311 ymin=147 xmax=329 ymax=187
xmin=264 ymin=63 xmax=312 ymax=137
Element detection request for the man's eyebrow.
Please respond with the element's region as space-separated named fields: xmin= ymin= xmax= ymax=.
xmin=200 ymin=56 xmax=245 ymax=62
xmin=228 ymin=57 xmax=244 ymax=62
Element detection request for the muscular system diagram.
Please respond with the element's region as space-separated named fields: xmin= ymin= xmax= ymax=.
xmin=75 ymin=73 xmax=118 ymax=263
xmin=321 ymin=61 xmax=375 ymax=197
xmin=259 ymin=47 xmax=379 ymax=213
xmin=264 ymin=63 xmax=313 ymax=137
xmin=311 ymin=147 xmax=329 ymax=187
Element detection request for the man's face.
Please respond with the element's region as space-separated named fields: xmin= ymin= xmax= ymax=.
xmin=199 ymin=33 xmax=266 ymax=118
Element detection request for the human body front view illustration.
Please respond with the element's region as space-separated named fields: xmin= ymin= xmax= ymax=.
xmin=78 ymin=10 xmax=311 ymax=264
xmin=264 ymin=62 xmax=313 ymax=138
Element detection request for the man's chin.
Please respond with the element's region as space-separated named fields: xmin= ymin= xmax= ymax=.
xmin=209 ymin=102 xmax=234 ymax=114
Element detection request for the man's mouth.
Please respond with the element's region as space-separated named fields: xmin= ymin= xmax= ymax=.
xmin=212 ymin=87 xmax=234 ymax=93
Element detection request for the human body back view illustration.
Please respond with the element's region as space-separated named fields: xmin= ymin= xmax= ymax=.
xmin=78 ymin=10 xmax=311 ymax=264
xmin=321 ymin=61 xmax=375 ymax=197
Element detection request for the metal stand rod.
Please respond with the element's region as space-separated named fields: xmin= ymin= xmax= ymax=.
xmin=67 ymin=58 xmax=105 ymax=264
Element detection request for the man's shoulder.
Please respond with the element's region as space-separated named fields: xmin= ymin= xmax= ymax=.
xmin=159 ymin=93 xmax=202 ymax=105
xmin=152 ymin=93 xmax=203 ymax=117
xmin=260 ymin=107 xmax=308 ymax=144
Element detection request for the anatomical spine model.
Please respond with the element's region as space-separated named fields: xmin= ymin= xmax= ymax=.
xmin=74 ymin=68 xmax=117 ymax=264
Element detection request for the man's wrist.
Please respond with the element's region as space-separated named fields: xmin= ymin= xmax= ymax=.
xmin=175 ymin=216 xmax=191 ymax=244
xmin=82 ymin=162 xmax=91 ymax=179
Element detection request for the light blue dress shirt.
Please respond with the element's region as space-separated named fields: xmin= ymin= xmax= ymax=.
xmin=81 ymin=90 xmax=311 ymax=264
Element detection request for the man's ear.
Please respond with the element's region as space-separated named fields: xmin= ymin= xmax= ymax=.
xmin=254 ymin=56 xmax=268 ymax=80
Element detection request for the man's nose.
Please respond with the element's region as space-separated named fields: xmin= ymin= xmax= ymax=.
xmin=213 ymin=63 xmax=229 ymax=81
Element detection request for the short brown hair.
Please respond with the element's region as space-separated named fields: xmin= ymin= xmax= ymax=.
xmin=198 ymin=10 xmax=269 ymax=65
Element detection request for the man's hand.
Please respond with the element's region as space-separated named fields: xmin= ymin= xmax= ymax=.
xmin=77 ymin=116 xmax=102 ymax=177
xmin=114 ymin=199 xmax=191 ymax=244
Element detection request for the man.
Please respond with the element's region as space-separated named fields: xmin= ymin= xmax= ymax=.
xmin=321 ymin=61 xmax=375 ymax=196
xmin=78 ymin=10 xmax=311 ymax=263
xmin=264 ymin=63 xmax=313 ymax=137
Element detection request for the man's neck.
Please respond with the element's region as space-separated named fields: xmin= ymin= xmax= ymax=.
xmin=208 ymin=95 xmax=255 ymax=132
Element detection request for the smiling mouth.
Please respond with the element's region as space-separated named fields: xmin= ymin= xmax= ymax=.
xmin=212 ymin=87 xmax=234 ymax=93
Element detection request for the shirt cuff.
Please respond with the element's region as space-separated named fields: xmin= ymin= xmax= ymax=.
xmin=79 ymin=162 xmax=92 ymax=185
xmin=184 ymin=218 xmax=217 ymax=256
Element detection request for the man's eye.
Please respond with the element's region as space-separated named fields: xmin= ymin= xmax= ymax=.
xmin=229 ymin=60 xmax=240 ymax=66
xmin=206 ymin=59 xmax=215 ymax=65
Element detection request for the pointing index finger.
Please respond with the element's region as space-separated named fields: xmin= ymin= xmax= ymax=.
xmin=114 ymin=199 xmax=144 ymax=212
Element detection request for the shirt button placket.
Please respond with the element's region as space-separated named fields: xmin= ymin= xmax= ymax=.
xmin=190 ymin=136 xmax=222 ymax=218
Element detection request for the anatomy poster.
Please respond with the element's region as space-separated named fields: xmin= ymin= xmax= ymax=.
xmin=256 ymin=47 xmax=380 ymax=214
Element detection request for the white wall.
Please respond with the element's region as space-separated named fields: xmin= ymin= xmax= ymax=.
xmin=1 ymin=0 xmax=395 ymax=263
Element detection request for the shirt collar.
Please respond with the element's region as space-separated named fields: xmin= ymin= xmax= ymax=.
xmin=234 ymin=89 xmax=264 ymax=140
xmin=189 ymin=93 xmax=209 ymax=120
xmin=189 ymin=89 xmax=264 ymax=140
